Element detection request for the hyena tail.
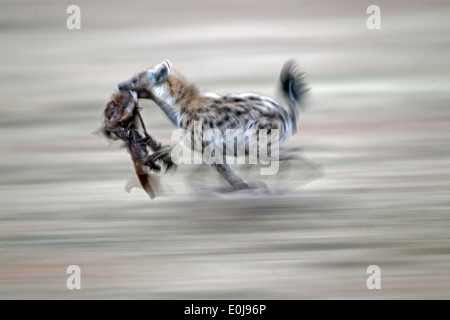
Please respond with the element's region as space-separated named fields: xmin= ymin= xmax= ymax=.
xmin=280 ymin=60 xmax=308 ymax=134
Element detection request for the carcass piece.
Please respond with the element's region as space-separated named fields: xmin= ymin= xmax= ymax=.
xmin=103 ymin=90 xmax=175 ymax=198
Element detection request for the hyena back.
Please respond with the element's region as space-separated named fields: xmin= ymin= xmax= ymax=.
xmin=118 ymin=60 xmax=308 ymax=189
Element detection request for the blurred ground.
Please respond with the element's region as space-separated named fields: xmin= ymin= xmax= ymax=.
xmin=0 ymin=0 xmax=449 ymax=299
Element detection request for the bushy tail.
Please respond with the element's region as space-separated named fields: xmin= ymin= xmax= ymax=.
xmin=280 ymin=60 xmax=308 ymax=134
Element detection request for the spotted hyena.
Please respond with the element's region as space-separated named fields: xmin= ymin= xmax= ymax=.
xmin=118 ymin=60 xmax=308 ymax=190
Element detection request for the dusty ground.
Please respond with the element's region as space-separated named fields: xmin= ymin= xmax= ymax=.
xmin=0 ymin=0 xmax=449 ymax=299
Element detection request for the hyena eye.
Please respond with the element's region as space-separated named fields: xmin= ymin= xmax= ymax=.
xmin=132 ymin=78 xmax=138 ymax=84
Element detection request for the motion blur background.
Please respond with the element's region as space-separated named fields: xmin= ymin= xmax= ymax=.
xmin=0 ymin=0 xmax=449 ymax=299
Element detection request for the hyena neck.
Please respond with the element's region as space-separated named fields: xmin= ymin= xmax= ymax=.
xmin=150 ymin=72 xmax=199 ymax=127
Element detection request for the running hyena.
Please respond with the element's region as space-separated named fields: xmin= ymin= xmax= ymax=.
xmin=118 ymin=59 xmax=308 ymax=190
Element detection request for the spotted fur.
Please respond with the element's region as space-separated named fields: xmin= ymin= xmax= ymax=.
xmin=118 ymin=60 xmax=308 ymax=189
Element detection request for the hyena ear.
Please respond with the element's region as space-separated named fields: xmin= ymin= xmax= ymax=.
xmin=155 ymin=60 xmax=171 ymax=83
xmin=163 ymin=59 xmax=172 ymax=70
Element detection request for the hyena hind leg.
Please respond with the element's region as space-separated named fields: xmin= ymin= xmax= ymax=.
xmin=277 ymin=147 xmax=324 ymax=184
xmin=211 ymin=163 xmax=250 ymax=192
xmin=278 ymin=146 xmax=304 ymax=161
xmin=211 ymin=162 xmax=270 ymax=193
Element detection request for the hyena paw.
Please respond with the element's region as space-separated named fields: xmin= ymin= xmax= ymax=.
xmin=212 ymin=181 xmax=268 ymax=193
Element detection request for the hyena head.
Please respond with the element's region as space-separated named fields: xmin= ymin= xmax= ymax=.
xmin=118 ymin=60 xmax=172 ymax=95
